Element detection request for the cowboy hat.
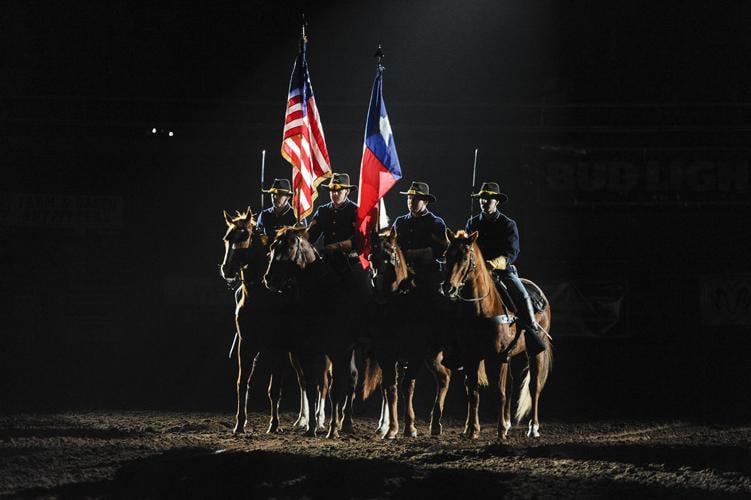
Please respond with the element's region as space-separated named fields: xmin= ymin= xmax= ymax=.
xmin=261 ymin=178 xmax=293 ymax=195
xmin=319 ymin=173 xmax=357 ymax=191
xmin=399 ymin=181 xmax=437 ymax=202
xmin=470 ymin=181 xmax=508 ymax=203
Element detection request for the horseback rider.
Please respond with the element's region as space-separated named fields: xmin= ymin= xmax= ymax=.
xmin=307 ymin=173 xmax=371 ymax=301
xmin=465 ymin=181 xmax=546 ymax=356
xmin=257 ymin=178 xmax=306 ymax=237
xmin=392 ymin=181 xmax=448 ymax=295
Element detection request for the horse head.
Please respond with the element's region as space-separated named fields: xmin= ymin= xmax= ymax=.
xmin=220 ymin=206 xmax=256 ymax=282
xmin=263 ymin=225 xmax=317 ymax=292
xmin=440 ymin=229 xmax=480 ymax=300
xmin=369 ymin=227 xmax=412 ymax=301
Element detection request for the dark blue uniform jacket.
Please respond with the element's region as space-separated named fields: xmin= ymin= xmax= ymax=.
xmin=465 ymin=211 xmax=520 ymax=265
xmin=392 ymin=210 xmax=448 ymax=257
xmin=307 ymin=199 xmax=360 ymax=250
xmin=256 ymin=205 xmax=305 ymax=237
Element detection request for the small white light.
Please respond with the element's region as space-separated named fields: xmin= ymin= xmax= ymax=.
xmin=152 ymin=128 xmax=157 ymax=134
xmin=168 ymin=131 xmax=174 ymax=137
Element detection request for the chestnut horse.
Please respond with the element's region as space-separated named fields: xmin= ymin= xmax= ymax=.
xmin=263 ymin=226 xmax=365 ymax=438
xmin=220 ymin=209 xmax=327 ymax=434
xmin=362 ymin=228 xmax=464 ymax=438
xmin=441 ymin=230 xmax=553 ymax=439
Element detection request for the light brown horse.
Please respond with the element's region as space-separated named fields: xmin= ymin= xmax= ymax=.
xmin=441 ymin=229 xmax=553 ymax=439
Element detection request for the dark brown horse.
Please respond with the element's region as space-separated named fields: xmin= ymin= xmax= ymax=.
xmin=221 ymin=209 xmax=320 ymax=435
xmin=263 ymin=226 xmax=363 ymax=438
xmin=441 ymin=229 xmax=553 ymax=439
xmin=362 ymin=228 xmax=464 ymax=439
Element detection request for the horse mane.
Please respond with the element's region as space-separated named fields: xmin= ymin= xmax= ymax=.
xmin=376 ymin=229 xmax=411 ymax=294
xmin=454 ymin=230 xmax=506 ymax=318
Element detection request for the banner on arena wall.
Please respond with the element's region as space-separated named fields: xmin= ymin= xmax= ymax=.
xmin=534 ymin=148 xmax=751 ymax=206
xmin=0 ymin=192 xmax=123 ymax=229
xmin=541 ymin=281 xmax=628 ymax=337
xmin=700 ymin=274 xmax=751 ymax=326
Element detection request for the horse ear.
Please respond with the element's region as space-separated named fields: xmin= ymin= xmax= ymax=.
xmin=223 ymin=210 xmax=233 ymax=225
xmin=468 ymin=231 xmax=479 ymax=244
xmin=445 ymin=228 xmax=456 ymax=242
xmin=245 ymin=206 xmax=253 ymax=220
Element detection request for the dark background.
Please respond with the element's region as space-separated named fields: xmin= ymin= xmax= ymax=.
xmin=2 ymin=1 xmax=750 ymax=422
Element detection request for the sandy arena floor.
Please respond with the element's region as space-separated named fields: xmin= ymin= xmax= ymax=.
xmin=1 ymin=411 xmax=750 ymax=498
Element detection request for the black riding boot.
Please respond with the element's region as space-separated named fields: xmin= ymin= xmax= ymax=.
xmin=519 ymin=296 xmax=546 ymax=356
xmin=498 ymin=267 xmax=546 ymax=357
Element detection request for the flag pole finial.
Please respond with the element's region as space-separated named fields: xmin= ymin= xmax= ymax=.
xmin=300 ymin=13 xmax=309 ymax=44
xmin=374 ymin=44 xmax=384 ymax=71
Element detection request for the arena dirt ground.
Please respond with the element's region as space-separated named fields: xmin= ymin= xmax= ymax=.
xmin=1 ymin=411 xmax=750 ymax=499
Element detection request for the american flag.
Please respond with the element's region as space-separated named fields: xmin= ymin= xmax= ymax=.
xmin=281 ymin=39 xmax=331 ymax=220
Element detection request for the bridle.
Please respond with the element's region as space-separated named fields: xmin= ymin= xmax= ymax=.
xmin=369 ymin=241 xmax=411 ymax=296
xmin=221 ymin=225 xmax=253 ymax=286
xmin=446 ymin=246 xmax=490 ymax=303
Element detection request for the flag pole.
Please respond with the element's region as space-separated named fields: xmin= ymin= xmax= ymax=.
xmin=260 ymin=149 xmax=266 ymax=211
xmin=295 ymin=15 xmax=308 ymax=226
xmin=374 ymin=44 xmax=385 ymax=231
xmin=469 ymin=148 xmax=478 ymax=220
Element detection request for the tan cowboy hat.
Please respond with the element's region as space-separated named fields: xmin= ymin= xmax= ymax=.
xmin=470 ymin=181 xmax=508 ymax=203
xmin=399 ymin=181 xmax=437 ymax=202
xmin=261 ymin=179 xmax=293 ymax=195
xmin=320 ymin=173 xmax=357 ymax=191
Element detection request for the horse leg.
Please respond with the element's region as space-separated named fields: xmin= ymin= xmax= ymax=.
xmin=427 ymin=351 xmax=451 ymax=436
xmin=527 ymin=352 xmax=544 ymax=438
xmin=266 ymin=351 xmax=286 ymax=434
xmin=382 ymin=361 xmax=399 ymax=440
xmin=375 ymin=386 xmax=390 ymax=437
xmin=300 ymin=356 xmax=322 ymax=438
xmin=487 ymin=361 xmax=511 ymax=440
xmin=340 ymin=349 xmax=357 ymax=434
xmin=233 ymin=336 xmax=257 ymax=435
xmin=463 ymin=358 xmax=481 ymax=439
xmin=316 ymin=357 xmax=331 ymax=433
xmin=503 ymin=362 xmax=514 ymax=437
xmin=326 ymin=379 xmax=341 ymax=440
xmin=289 ymin=352 xmax=309 ymax=431
xmin=401 ymin=377 xmax=418 ymax=437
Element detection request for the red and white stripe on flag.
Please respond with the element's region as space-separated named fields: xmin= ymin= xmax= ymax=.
xmin=281 ymin=90 xmax=331 ymax=219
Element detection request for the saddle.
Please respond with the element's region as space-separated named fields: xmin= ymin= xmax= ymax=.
xmin=492 ymin=274 xmax=546 ymax=314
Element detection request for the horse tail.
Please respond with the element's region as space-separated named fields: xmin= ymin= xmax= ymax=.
xmin=514 ymin=339 xmax=553 ymax=423
xmin=361 ymin=353 xmax=382 ymax=401
xmin=515 ymin=367 xmax=531 ymax=423
xmin=477 ymin=359 xmax=489 ymax=387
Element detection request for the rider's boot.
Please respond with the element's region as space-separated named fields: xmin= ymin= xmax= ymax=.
xmin=520 ymin=296 xmax=546 ymax=356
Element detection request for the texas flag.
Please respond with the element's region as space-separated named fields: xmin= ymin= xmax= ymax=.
xmin=356 ymin=66 xmax=402 ymax=267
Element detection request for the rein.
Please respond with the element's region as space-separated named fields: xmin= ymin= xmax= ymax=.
xmin=454 ymin=250 xmax=491 ymax=303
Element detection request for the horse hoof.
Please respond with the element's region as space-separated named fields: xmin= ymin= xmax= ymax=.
xmin=430 ymin=424 xmax=442 ymax=436
xmin=527 ymin=422 xmax=540 ymax=439
xmin=292 ymin=419 xmax=308 ymax=431
xmin=327 ymin=430 xmax=340 ymax=439
xmin=405 ymin=427 xmax=418 ymax=438
xmin=267 ymin=425 xmax=284 ymax=435
xmin=304 ymin=429 xmax=317 ymax=438
xmin=340 ymin=423 xmax=355 ymax=434
xmin=384 ymin=429 xmax=398 ymax=440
